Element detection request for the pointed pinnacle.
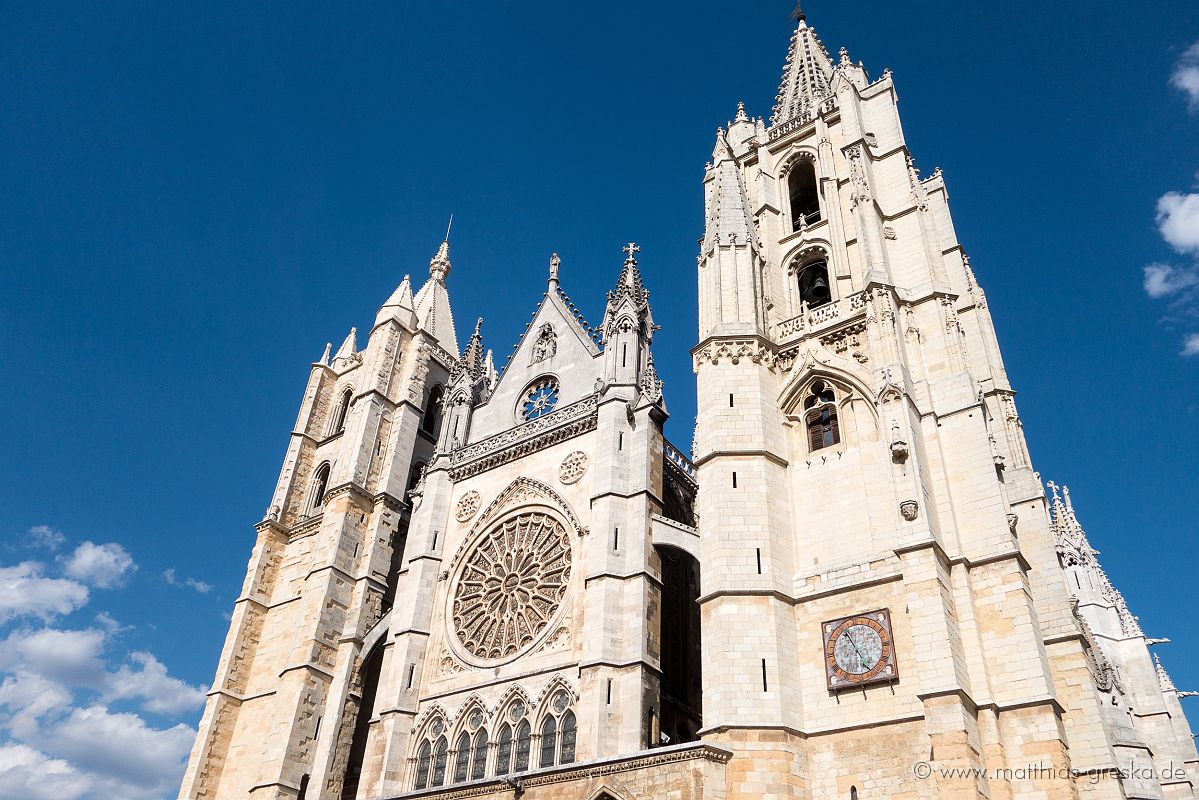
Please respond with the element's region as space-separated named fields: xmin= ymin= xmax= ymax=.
xmin=792 ymin=1 xmax=806 ymax=23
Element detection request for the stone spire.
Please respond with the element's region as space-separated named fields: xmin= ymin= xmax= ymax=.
xmin=702 ymin=126 xmax=760 ymax=255
xmin=462 ymin=317 xmax=485 ymax=380
xmin=608 ymin=242 xmax=650 ymax=310
xmin=1049 ymin=481 xmax=1144 ymax=638
xmin=1155 ymin=654 xmax=1178 ymax=693
xmin=318 ymin=341 xmax=331 ymax=366
xmin=770 ymin=4 xmax=835 ymax=127
xmin=413 ymin=238 xmax=460 ymax=355
xmin=374 ymin=274 xmax=416 ymax=328
xmin=333 ymin=327 xmax=357 ymax=360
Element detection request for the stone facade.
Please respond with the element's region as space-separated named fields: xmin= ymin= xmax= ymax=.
xmin=180 ymin=9 xmax=1196 ymax=800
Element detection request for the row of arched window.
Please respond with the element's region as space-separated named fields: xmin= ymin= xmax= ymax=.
xmin=412 ymin=695 xmax=577 ymax=790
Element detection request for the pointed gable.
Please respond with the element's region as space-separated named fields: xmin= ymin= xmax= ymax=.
xmin=465 ymin=261 xmax=601 ymax=442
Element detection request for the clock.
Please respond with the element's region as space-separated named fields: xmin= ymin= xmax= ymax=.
xmin=821 ymin=609 xmax=898 ymax=691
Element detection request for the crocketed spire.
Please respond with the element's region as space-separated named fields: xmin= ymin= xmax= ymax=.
xmin=608 ymin=242 xmax=650 ymax=310
xmin=461 ymin=317 xmax=485 ymax=380
xmin=770 ymin=7 xmax=835 ymax=127
xmin=413 ymin=239 xmax=460 ymax=355
xmin=1048 ymin=481 xmax=1144 ymax=638
xmin=702 ymin=127 xmax=760 ymax=254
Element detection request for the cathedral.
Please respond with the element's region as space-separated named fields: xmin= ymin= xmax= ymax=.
xmin=178 ymin=8 xmax=1197 ymax=800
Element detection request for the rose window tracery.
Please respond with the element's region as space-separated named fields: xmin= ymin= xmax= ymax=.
xmin=451 ymin=511 xmax=572 ymax=661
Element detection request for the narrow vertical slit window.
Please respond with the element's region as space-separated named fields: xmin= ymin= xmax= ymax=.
xmin=756 ymin=548 xmax=762 ymax=574
xmin=761 ymin=658 xmax=768 ymax=692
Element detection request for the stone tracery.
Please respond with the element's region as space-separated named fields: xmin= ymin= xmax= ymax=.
xmin=451 ymin=511 xmax=572 ymax=661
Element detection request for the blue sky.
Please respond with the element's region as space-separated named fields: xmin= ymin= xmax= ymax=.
xmin=1 ymin=1 xmax=1197 ymax=796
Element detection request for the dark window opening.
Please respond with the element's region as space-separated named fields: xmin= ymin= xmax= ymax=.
xmin=798 ymin=260 xmax=832 ymax=308
xmin=470 ymin=730 xmax=488 ymax=781
xmin=452 ymin=732 xmax=470 ymax=783
xmin=514 ymin=720 xmax=531 ymax=772
xmin=496 ymin=723 xmax=513 ymax=776
xmin=559 ymin=710 xmax=577 ymax=764
xmin=414 ymin=741 xmax=432 ymax=790
xmin=381 ymin=508 xmax=410 ymax=612
xmin=311 ymin=464 xmax=330 ymax=512
xmin=804 ymin=381 xmax=841 ymax=452
xmin=661 ymin=477 xmax=697 ymax=528
xmin=656 ymin=545 xmax=702 ymax=747
xmin=331 ymin=388 xmax=352 ymax=436
xmin=431 ymin=736 xmax=448 ymax=787
xmin=788 ymin=159 xmax=820 ymax=231
xmin=297 ymin=774 xmax=310 ymax=800
xmin=538 ymin=716 xmax=557 ymax=768
xmin=422 ymin=385 xmax=445 ymax=436
xmin=339 ymin=646 xmax=383 ymax=800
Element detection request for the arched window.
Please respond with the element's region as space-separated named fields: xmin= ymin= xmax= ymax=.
xmin=538 ymin=715 xmax=557 ymax=768
xmin=310 ymin=464 xmax=330 ymax=512
xmin=414 ymin=740 xmax=432 ymax=790
xmin=330 ymin=388 xmax=352 ymax=436
xmin=513 ymin=719 xmax=531 ymax=772
xmin=559 ymin=710 xmax=576 ymax=764
xmin=431 ymin=736 xmax=448 ymax=787
xmin=851 ymin=787 xmax=859 ymax=800
xmin=470 ymin=729 xmax=488 ymax=781
xmin=422 ymin=385 xmax=445 ymax=436
xmin=452 ymin=731 xmax=471 ymax=783
xmin=798 ymin=260 xmax=832 ymax=308
xmin=804 ymin=381 xmax=840 ymax=452
xmin=495 ymin=723 xmax=513 ymax=776
xmin=788 ymin=159 xmax=820 ymax=231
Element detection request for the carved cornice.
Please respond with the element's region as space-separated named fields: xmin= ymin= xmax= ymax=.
xmin=448 ymin=396 xmax=598 ymax=481
xmin=692 ymin=337 xmax=778 ymax=371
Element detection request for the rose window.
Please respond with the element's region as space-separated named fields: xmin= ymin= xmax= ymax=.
xmin=521 ymin=379 xmax=560 ymax=421
xmin=451 ymin=511 xmax=572 ymax=661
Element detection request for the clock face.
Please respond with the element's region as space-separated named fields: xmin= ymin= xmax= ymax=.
xmin=822 ymin=609 xmax=898 ymax=690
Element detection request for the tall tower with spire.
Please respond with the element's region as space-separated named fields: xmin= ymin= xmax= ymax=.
xmin=693 ymin=7 xmax=1197 ymax=800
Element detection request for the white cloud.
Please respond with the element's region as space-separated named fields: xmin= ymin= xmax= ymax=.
xmin=37 ymin=705 xmax=196 ymax=797
xmin=0 ymin=563 xmax=89 ymax=622
xmin=1143 ymin=263 xmax=1199 ymax=298
xmin=0 ymin=627 xmax=106 ymax=688
xmin=0 ymin=621 xmax=204 ymax=800
xmin=1183 ymin=333 xmax=1199 ymax=356
xmin=1157 ymin=191 xmax=1199 ymax=254
xmin=60 ymin=542 xmax=136 ymax=589
xmin=26 ymin=526 xmax=65 ymax=551
xmin=163 ymin=567 xmax=212 ymax=594
xmin=107 ymin=652 xmax=208 ymax=716
xmin=1172 ymin=41 xmax=1199 ymax=108
xmin=0 ymin=744 xmax=90 ymax=800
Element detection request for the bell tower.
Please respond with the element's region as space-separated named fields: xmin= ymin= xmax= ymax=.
xmin=693 ymin=6 xmax=1197 ymax=800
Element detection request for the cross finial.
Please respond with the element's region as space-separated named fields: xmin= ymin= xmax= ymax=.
xmin=1046 ymin=481 xmax=1060 ymax=501
xmin=792 ymin=1 xmax=806 ymax=22
xmin=623 ymin=242 xmax=640 ymax=264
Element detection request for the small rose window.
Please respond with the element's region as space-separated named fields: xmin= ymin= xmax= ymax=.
xmin=521 ymin=378 xmax=560 ymax=421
